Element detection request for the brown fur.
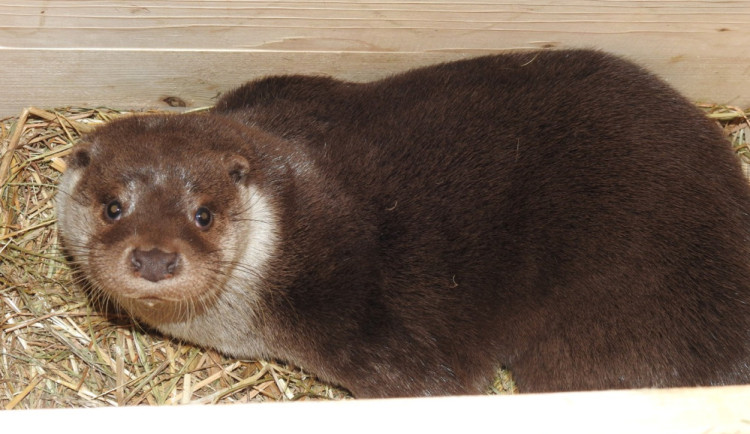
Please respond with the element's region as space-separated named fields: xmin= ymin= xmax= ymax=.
xmin=57 ymin=49 xmax=750 ymax=397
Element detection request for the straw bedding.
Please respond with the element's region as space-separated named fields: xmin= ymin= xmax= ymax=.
xmin=1 ymin=104 xmax=748 ymax=408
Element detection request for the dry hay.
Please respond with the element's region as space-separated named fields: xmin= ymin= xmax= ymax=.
xmin=1 ymin=104 xmax=748 ymax=409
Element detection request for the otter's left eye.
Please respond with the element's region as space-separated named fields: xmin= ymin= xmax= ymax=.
xmin=105 ymin=200 xmax=123 ymax=221
xmin=194 ymin=207 xmax=213 ymax=229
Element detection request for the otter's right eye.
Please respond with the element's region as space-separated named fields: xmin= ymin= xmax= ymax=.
xmin=104 ymin=200 xmax=123 ymax=221
xmin=194 ymin=206 xmax=213 ymax=229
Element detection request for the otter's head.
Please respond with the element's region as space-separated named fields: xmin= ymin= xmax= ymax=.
xmin=55 ymin=114 xmax=279 ymax=328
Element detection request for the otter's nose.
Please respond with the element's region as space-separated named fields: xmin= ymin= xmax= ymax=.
xmin=130 ymin=248 xmax=179 ymax=282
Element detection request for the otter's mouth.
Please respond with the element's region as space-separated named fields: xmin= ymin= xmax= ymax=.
xmin=127 ymin=293 xmax=198 ymax=309
xmin=116 ymin=294 xmax=203 ymax=325
xmin=133 ymin=296 xmax=166 ymax=308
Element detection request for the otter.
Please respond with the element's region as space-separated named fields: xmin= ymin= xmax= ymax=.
xmin=55 ymin=49 xmax=750 ymax=398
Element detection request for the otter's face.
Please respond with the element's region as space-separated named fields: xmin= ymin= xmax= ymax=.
xmin=55 ymin=114 xmax=278 ymax=327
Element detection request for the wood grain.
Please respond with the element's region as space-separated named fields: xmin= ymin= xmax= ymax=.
xmin=0 ymin=1 xmax=749 ymax=116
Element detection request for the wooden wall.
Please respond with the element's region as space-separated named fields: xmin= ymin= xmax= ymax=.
xmin=1 ymin=1 xmax=749 ymax=116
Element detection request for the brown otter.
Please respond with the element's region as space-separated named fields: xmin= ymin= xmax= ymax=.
xmin=56 ymin=49 xmax=750 ymax=398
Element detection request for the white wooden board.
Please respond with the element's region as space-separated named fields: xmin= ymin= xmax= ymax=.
xmin=1 ymin=385 xmax=750 ymax=433
xmin=0 ymin=1 xmax=749 ymax=116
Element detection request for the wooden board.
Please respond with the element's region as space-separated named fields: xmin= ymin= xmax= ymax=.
xmin=1 ymin=1 xmax=749 ymax=116
xmin=1 ymin=385 xmax=750 ymax=433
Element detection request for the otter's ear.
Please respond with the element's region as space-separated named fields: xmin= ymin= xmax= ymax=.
xmin=225 ymin=154 xmax=251 ymax=185
xmin=66 ymin=142 xmax=93 ymax=170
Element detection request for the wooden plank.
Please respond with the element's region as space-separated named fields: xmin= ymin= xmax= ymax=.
xmin=1 ymin=385 xmax=750 ymax=433
xmin=1 ymin=1 xmax=749 ymax=116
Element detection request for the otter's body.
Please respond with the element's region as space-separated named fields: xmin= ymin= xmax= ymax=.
xmin=56 ymin=50 xmax=750 ymax=397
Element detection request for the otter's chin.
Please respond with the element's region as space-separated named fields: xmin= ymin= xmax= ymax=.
xmin=114 ymin=292 xmax=215 ymax=326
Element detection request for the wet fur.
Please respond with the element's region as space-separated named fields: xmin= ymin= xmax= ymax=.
xmin=57 ymin=49 xmax=750 ymax=397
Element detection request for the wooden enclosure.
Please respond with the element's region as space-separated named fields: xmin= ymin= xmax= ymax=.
xmin=1 ymin=1 xmax=749 ymax=116
xmin=1 ymin=0 xmax=750 ymax=428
